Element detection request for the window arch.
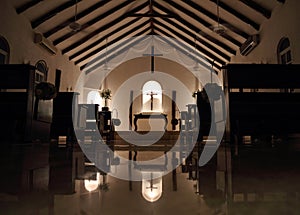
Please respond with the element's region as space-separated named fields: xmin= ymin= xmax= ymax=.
xmin=142 ymin=80 xmax=162 ymax=112
xmin=0 ymin=36 xmax=10 ymax=64
xmin=87 ymin=90 xmax=101 ymax=105
xmin=277 ymin=37 xmax=292 ymax=64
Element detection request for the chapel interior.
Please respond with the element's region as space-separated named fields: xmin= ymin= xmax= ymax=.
xmin=1 ymin=0 xmax=300 ymax=214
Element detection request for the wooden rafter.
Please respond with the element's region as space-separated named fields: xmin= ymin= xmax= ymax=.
xmin=44 ymin=0 xmax=110 ymax=38
xmin=31 ymin=0 xmax=83 ymax=29
xmin=154 ymin=20 xmax=226 ymax=66
xmin=154 ymin=30 xmax=219 ymax=71
xmin=239 ymin=0 xmax=272 ymax=19
xmin=156 ymin=18 xmax=233 ymax=60
xmin=16 ymin=0 xmax=43 ymax=14
xmin=61 ymin=2 xmax=148 ymax=54
xmin=153 ymin=1 xmax=241 ymax=47
xmin=68 ymin=17 xmax=142 ymax=59
xmin=181 ymin=0 xmax=249 ymax=38
xmin=75 ymin=19 xmax=150 ymax=65
xmin=209 ymin=0 xmax=260 ymax=31
xmin=82 ymin=28 xmax=152 ymax=73
xmin=53 ymin=0 xmax=136 ymax=45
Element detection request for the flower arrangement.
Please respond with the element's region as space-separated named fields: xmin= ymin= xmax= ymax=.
xmin=35 ymin=82 xmax=57 ymax=100
xmin=100 ymin=89 xmax=112 ymax=107
xmin=100 ymin=89 xmax=111 ymax=100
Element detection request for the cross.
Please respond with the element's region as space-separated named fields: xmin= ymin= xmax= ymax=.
xmin=146 ymin=91 xmax=157 ymax=111
xmin=146 ymin=173 xmax=158 ymax=191
xmin=143 ymin=46 xmax=163 ymax=73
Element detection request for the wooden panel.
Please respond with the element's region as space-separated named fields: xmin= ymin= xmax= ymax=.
xmin=225 ymin=64 xmax=300 ymax=89
xmin=0 ymin=64 xmax=35 ymax=89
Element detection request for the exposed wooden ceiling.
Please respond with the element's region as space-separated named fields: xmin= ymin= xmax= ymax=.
xmin=13 ymin=0 xmax=284 ymax=73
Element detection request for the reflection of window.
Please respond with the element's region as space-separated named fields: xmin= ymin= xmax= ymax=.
xmin=277 ymin=37 xmax=292 ymax=64
xmin=0 ymin=36 xmax=10 ymax=64
xmin=142 ymin=81 xmax=162 ymax=112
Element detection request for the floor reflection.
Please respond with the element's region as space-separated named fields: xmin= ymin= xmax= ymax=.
xmin=0 ymin=138 xmax=300 ymax=215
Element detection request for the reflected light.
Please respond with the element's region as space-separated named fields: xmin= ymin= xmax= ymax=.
xmin=142 ymin=172 xmax=163 ymax=202
xmin=84 ymin=172 xmax=100 ymax=192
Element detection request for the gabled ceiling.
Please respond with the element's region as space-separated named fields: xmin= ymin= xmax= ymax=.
xmin=13 ymin=0 xmax=284 ymax=73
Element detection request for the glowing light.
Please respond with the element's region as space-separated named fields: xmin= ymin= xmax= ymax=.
xmin=84 ymin=173 xmax=100 ymax=192
xmin=142 ymin=172 xmax=163 ymax=202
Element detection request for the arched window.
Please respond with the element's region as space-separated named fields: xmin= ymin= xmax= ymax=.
xmin=35 ymin=60 xmax=48 ymax=83
xmin=87 ymin=90 xmax=101 ymax=105
xmin=142 ymin=80 xmax=162 ymax=112
xmin=277 ymin=37 xmax=292 ymax=64
xmin=0 ymin=36 xmax=10 ymax=64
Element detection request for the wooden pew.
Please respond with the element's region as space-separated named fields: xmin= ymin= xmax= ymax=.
xmin=223 ymin=64 xmax=300 ymax=149
xmin=0 ymin=64 xmax=53 ymax=143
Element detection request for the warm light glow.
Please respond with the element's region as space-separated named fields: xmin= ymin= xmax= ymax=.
xmin=142 ymin=172 xmax=163 ymax=202
xmin=142 ymin=81 xmax=162 ymax=112
xmin=84 ymin=173 xmax=100 ymax=192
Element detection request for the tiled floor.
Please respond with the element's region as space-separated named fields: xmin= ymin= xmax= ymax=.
xmin=0 ymin=139 xmax=300 ymax=215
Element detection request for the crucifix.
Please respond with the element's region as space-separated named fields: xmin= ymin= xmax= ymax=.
xmin=146 ymin=91 xmax=157 ymax=111
xmin=143 ymin=45 xmax=163 ymax=73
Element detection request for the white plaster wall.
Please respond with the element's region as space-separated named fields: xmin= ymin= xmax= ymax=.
xmin=105 ymin=57 xmax=198 ymax=131
xmin=231 ymin=0 xmax=300 ymax=64
xmin=0 ymin=0 xmax=81 ymax=91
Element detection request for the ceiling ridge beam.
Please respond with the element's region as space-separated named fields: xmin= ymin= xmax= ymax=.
xmin=53 ymin=0 xmax=137 ymax=45
xmin=31 ymin=0 xmax=83 ymax=29
xmin=68 ymin=17 xmax=142 ymax=59
xmin=154 ymin=20 xmax=226 ymax=66
xmin=154 ymin=28 xmax=221 ymax=71
xmin=155 ymin=18 xmax=232 ymax=61
xmin=182 ymin=0 xmax=249 ymax=38
xmin=62 ymin=3 xmax=148 ymax=54
xmin=153 ymin=1 xmax=241 ymax=47
xmin=209 ymin=0 xmax=260 ymax=31
xmin=75 ymin=19 xmax=150 ymax=65
xmin=82 ymin=28 xmax=151 ymax=73
xmin=16 ymin=0 xmax=43 ymax=14
xmin=239 ymin=0 xmax=271 ymax=19
xmin=44 ymin=0 xmax=110 ymax=38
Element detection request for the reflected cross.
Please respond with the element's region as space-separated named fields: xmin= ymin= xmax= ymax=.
xmin=146 ymin=173 xmax=158 ymax=191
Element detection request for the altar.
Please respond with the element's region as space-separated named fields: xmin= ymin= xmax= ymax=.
xmin=134 ymin=112 xmax=168 ymax=131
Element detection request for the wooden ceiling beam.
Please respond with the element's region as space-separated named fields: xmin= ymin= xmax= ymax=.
xmin=154 ymin=1 xmax=241 ymax=47
xmin=62 ymin=2 xmax=148 ymax=53
xmin=53 ymin=0 xmax=137 ymax=45
xmin=156 ymin=18 xmax=233 ymax=60
xmin=68 ymin=17 xmax=142 ymax=59
xmin=155 ymin=28 xmax=221 ymax=71
xmin=181 ymin=0 xmax=249 ymax=38
xmin=82 ymin=28 xmax=151 ymax=73
xmin=31 ymin=0 xmax=83 ymax=29
xmin=16 ymin=0 xmax=43 ymax=14
xmin=209 ymin=0 xmax=260 ymax=31
xmin=75 ymin=19 xmax=150 ymax=65
xmin=154 ymin=20 xmax=226 ymax=66
xmin=160 ymin=17 xmax=236 ymax=55
xmin=239 ymin=0 xmax=271 ymax=19
xmin=154 ymin=29 xmax=215 ymax=71
xmin=154 ymin=1 xmax=242 ymax=47
xmin=44 ymin=0 xmax=110 ymax=38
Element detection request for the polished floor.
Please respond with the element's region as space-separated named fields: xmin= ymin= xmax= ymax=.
xmin=1 ymin=136 xmax=300 ymax=215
